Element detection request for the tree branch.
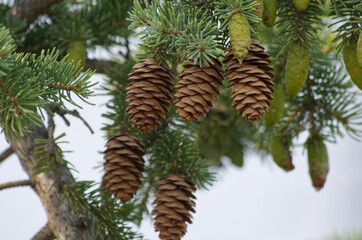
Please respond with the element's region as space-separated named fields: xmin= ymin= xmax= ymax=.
xmin=10 ymin=125 xmax=97 ymax=240
xmin=31 ymin=223 xmax=55 ymax=240
xmin=0 ymin=147 xmax=14 ymax=165
xmin=47 ymin=111 xmax=63 ymax=192
xmin=48 ymin=104 xmax=94 ymax=134
xmin=85 ymin=59 xmax=119 ymax=73
xmin=9 ymin=0 xmax=63 ymax=27
xmin=0 ymin=180 xmax=33 ymax=191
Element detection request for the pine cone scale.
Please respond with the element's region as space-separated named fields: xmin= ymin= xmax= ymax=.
xmin=126 ymin=58 xmax=173 ymax=132
xmin=224 ymin=42 xmax=274 ymax=121
xmin=152 ymin=174 xmax=196 ymax=240
xmin=103 ymin=132 xmax=145 ymax=202
xmin=174 ymin=58 xmax=224 ymax=122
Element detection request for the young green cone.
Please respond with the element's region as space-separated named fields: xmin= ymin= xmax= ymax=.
xmin=285 ymin=42 xmax=310 ymax=98
xmin=262 ymin=0 xmax=277 ymax=27
xmin=307 ymin=137 xmax=329 ymax=191
xmin=229 ymin=13 xmax=251 ymax=63
xmin=270 ymin=135 xmax=294 ymax=171
xmin=67 ymin=41 xmax=86 ymax=69
xmin=254 ymin=0 xmax=264 ymax=21
xmin=357 ymin=32 xmax=362 ymax=67
xmin=343 ymin=41 xmax=362 ymax=90
xmin=264 ymin=83 xmax=285 ymax=127
xmin=293 ymin=0 xmax=310 ymax=12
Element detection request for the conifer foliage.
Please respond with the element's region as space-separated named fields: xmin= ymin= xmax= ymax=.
xmin=0 ymin=0 xmax=362 ymax=240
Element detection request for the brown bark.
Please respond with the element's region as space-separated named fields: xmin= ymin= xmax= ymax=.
xmin=0 ymin=146 xmax=14 ymax=165
xmin=31 ymin=223 xmax=55 ymax=240
xmin=10 ymin=125 xmax=96 ymax=240
xmin=0 ymin=179 xmax=33 ymax=191
xmin=9 ymin=0 xmax=63 ymax=26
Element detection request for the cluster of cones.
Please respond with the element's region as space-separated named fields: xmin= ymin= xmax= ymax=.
xmin=102 ymin=131 xmax=197 ymax=240
xmin=125 ymin=42 xmax=274 ymax=132
xmin=102 ymin=42 xmax=275 ymax=239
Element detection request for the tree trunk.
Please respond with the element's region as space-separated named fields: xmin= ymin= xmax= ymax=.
xmin=10 ymin=125 xmax=96 ymax=240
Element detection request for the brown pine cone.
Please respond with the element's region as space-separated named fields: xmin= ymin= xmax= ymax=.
xmin=174 ymin=58 xmax=224 ymax=122
xmin=103 ymin=131 xmax=145 ymax=202
xmin=223 ymin=42 xmax=274 ymax=121
xmin=126 ymin=58 xmax=173 ymax=132
xmin=152 ymin=174 xmax=196 ymax=240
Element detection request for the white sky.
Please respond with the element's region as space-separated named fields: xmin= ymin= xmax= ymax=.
xmin=0 ymin=74 xmax=361 ymax=240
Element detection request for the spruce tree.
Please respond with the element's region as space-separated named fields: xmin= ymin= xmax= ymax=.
xmin=0 ymin=0 xmax=361 ymax=239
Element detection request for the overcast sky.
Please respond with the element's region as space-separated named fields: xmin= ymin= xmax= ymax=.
xmin=0 ymin=74 xmax=361 ymax=240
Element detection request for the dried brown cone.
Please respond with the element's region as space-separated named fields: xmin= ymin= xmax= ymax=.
xmin=152 ymin=174 xmax=196 ymax=240
xmin=126 ymin=58 xmax=173 ymax=132
xmin=174 ymin=58 xmax=224 ymax=122
xmin=103 ymin=131 xmax=145 ymax=202
xmin=223 ymin=42 xmax=274 ymax=121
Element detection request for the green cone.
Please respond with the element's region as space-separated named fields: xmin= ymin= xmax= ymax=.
xmin=307 ymin=137 xmax=329 ymax=191
xmin=67 ymin=41 xmax=86 ymax=69
xmin=262 ymin=0 xmax=277 ymax=27
xmin=343 ymin=41 xmax=362 ymax=90
xmin=264 ymin=83 xmax=285 ymax=127
xmin=229 ymin=13 xmax=251 ymax=62
xmin=357 ymin=32 xmax=362 ymax=67
xmin=197 ymin=109 xmax=245 ymax=168
xmin=270 ymin=135 xmax=294 ymax=171
xmin=293 ymin=0 xmax=310 ymax=12
xmin=254 ymin=0 xmax=264 ymax=21
xmin=285 ymin=42 xmax=310 ymax=98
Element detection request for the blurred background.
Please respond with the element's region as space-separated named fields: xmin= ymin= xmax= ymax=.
xmin=1 ymin=73 xmax=361 ymax=240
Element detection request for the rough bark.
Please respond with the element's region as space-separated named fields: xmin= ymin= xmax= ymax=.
xmin=10 ymin=125 xmax=96 ymax=240
xmin=31 ymin=223 xmax=55 ymax=240
xmin=9 ymin=0 xmax=63 ymax=26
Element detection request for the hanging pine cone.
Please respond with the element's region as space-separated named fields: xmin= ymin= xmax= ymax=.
xmin=270 ymin=135 xmax=294 ymax=171
xmin=293 ymin=0 xmax=310 ymax=12
xmin=263 ymin=0 xmax=277 ymax=27
xmin=229 ymin=13 xmax=251 ymax=62
xmin=307 ymin=137 xmax=329 ymax=190
xmin=285 ymin=42 xmax=310 ymax=98
xmin=343 ymin=41 xmax=362 ymax=90
xmin=223 ymin=42 xmax=274 ymax=121
xmin=103 ymin=131 xmax=145 ymax=202
xmin=67 ymin=41 xmax=86 ymax=69
xmin=152 ymin=174 xmax=196 ymax=240
xmin=126 ymin=58 xmax=173 ymax=132
xmin=174 ymin=58 xmax=223 ymax=122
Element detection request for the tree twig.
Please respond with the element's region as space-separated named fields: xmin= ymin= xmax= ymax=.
xmin=0 ymin=180 xmax=33 ymax=191
xmin=0 ymin=147 xmax=14 ymax=165
xmin=48 ymin=104 xmax=94 ymax=134
xmin=84 ymin=59 xmax=119 ymax=74
xmin=31 ymin=223 xmax=55 ymax=240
